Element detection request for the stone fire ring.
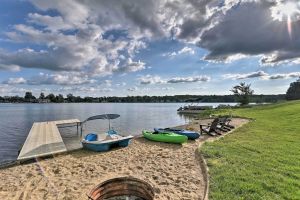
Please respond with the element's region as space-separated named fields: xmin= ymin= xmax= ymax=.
xmin=87 ymin=177 xmax=155 ymax=200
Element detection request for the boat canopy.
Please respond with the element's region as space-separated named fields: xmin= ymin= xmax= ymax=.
xmin=82 ymin=114 xmax=120 ymax=124
xmin=80 ymin=114 xmax=120 ymax=137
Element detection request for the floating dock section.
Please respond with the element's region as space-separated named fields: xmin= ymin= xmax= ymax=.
xmin=17 ymin=119 xmax=81 ymax=161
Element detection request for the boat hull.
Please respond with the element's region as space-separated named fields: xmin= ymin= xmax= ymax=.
xmin=154 ymin=128 xmax=200 ymax=140
xmin=142 ymin=130 xmax=187 ymax=144
xmin=82 ymin=136 xmax=133 ymax=152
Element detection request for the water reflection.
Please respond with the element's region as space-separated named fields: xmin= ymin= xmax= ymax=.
xmin=177 ymin=112 xmax=200 ymax=122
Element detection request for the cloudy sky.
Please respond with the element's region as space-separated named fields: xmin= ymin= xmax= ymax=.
xmin=1 ymin=0 xmax=300 ymax=97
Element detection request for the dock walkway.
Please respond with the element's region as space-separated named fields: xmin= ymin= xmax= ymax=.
xmin=17 ymin=119 xmax=80 ymax=161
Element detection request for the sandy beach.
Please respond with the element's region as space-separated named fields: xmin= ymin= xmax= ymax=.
xmin=0 ymin=118 xmax=248 ymax=200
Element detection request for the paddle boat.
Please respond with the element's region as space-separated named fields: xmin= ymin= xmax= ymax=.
xmin=154 ymin=128 xmax=200 ymax=140
xmin=142 ymin=130 xmax=188 ymax=144
xmin=81 ymin=114 xmax=133 ymax=152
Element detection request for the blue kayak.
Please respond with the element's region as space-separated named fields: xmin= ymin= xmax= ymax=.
xmin=154 ymin=128 xmax=200 ymax=140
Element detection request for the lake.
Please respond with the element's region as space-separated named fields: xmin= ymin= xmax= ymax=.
xmin=0 ymin=103 xmax=234 ymax=165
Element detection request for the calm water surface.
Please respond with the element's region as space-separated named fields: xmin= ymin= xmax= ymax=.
xmin=0 ymin=103 xmax=232 ymax=164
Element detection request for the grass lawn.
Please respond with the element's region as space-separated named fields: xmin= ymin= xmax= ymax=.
xmin=201 ymin=101 xmax=300 ymax=200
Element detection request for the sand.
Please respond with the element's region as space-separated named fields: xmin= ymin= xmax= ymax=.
xmin=0 ymin=118 xmax=248 ymax=200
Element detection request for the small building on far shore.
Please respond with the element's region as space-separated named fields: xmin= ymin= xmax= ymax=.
xmin=38 ymin=99 xmax=51 ymax=103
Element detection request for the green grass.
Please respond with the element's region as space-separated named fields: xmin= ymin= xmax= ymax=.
xmin=201 ymin=101 xmax=300 ymax=200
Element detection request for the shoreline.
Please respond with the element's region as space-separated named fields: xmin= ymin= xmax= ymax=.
xmin=0 ymin=102 xmax=237 ymax=104
xmin=0 ymin=118 xmax=249 ymax=200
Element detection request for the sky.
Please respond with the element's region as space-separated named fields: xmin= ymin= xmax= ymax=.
xmin=0 ymin=0 xmax=300 ymax=97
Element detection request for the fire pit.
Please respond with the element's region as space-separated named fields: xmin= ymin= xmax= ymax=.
xmin=87 ymin=177 xmax=155 ymax=200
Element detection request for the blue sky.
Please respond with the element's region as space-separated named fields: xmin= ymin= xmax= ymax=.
xmin=0 ymin=0 xmax=300 ymax=97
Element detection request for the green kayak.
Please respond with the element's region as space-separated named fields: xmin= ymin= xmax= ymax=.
xmin=142 ymin=130 xmax=188 ymax=144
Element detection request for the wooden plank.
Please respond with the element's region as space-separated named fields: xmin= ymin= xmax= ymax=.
xmin=55 ymin=119 xmax=80 ymax=128
xmin=55 ymin=119 xmax=80 ymax=125
xmin=17 ymin=119 xmax=80 ymax=161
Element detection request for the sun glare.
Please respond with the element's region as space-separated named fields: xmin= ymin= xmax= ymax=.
xmin=279 ymin=2 xmax=299 ymax=17
xmin=271 ymin=1 xmax=300 ymax=38
xmin=272 ymin=1 xmax=300 ymax=21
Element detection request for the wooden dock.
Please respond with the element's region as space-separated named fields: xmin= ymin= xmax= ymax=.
xmin=17 ymin=119 xmax=81 ymax=161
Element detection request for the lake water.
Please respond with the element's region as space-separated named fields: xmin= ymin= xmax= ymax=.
xmin=0 ymin=103 xmax=234 ymax=165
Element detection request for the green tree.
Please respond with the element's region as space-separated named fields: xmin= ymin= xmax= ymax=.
xmin=74 ymin=96 xmax=82 ymax=102
xmin=286 ymin=78 xmax=300 ymax=100
xmin=230 ymin=82 xmax=254 ymax=105
xmin=56 ymin=94 xmax=64 ymax=103
xmin=39 ymin=92 xmax=45 ymax=100
xmin=24 ymin=92 xmax=36 ymax=102
xmin=67 ymin=93 xmax=75 ymax=102
xmin=84 ymin=96 xmax=93 ymax=102
xmin=46 ymin=93 xmax=56 ymax=102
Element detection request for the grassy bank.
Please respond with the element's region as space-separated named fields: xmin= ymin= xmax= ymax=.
xmin=201 ymin=101 xmax=300 ymax=200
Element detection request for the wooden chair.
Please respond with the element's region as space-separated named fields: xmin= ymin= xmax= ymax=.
xmin=219 ymin=117 xmax=235 ymax=129
xmin=200 ymin=118 xmax=222 ymax=136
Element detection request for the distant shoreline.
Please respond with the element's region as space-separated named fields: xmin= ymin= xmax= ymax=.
xmin=0 ymin=94 xmax=285 ymax=104
xmin=0 ymin=102 xmax=237 ymax=104
xmin=0 ymin=101 xmax=282 ymax=104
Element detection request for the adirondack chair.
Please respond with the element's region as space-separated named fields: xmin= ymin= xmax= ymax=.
xmin=200 ymin=118 xmax=222 ymax=136
xmin=219 ymin=117 xmax=235 ymax=129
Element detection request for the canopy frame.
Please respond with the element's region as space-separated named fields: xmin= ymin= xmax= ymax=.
xmin=80 ymin=114 xmax=120 ymax=138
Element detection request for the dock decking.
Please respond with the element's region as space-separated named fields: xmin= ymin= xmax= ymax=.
xmin=17 ymin=119 xmax=81 ymax=161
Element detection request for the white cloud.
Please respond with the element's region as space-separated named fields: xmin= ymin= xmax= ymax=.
xmin=28 ymin=13 xmax=74 ymax=32
xmin=0 ymin=85 xmax=27 ymax=96
xmin=223 ymin=71 xmax=300 ymax=80
xmin=138 ymin=74 xmax=210 ymax=84
xmin=57 ymin=86 xmax=113 ymax=93
xmin=161 ymin=87 xmax=174 ymax=91
xmin=199 ymin=1 xmax=300 ymax=65
xmin=163 ymin=47 xmax=195 ymax=57
xmin=2 ymin=1 xmax=151 ymax=76
xmin=204 ymin=54 xmax=250 ymax=64
xmin=167 ymin=75 xmax=210 ymax=83
xmin=2 ymin=77 xmax=27 ymax=84
xmin=268 ymin=72 xmax=300 ymax=80
xmin=223 ymin=71 xmax=269 ymax=80
xmin=3 ymin=73 xmax=96 ymax=86
xmin=28 ymin=72 xmax=96 ymax=85
xmin=114 ymin=58 xmax=146 ymax=73
xmin=178 ymin=47 xmax=195 ymax=55
xmin=1 ymin=0 xmax=299 ymax=79
xmin=104 ymin=80 xmax=112 ymax=87
xmin=116 ymin=82 xmax=127 ymax=87
xmin=0 ymin=63 xmax=20 ymax=71
xmin=29 ymin=0 xmax=90 ymax=27
xmin=139 ymin=75 xmax=165 ymax=85
xmin=127 ymin=86 xmax=138 ymax=91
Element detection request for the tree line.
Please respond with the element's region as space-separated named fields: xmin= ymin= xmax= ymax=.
xmin=286 ymin=78 xmax=300 ymax=100
xmin=0 ymin=91 xmax=286 ymax=103
xmin=230 ymin=79 xmax=300 ymax=105
xmin=1 ymin=79 xmax=298 ymax=104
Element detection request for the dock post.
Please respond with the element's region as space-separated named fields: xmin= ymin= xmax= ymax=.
xmin=76 ymin=123 xmax=79 ymax=136
xmin=80 ymin=124 xmax=83 ymax=139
